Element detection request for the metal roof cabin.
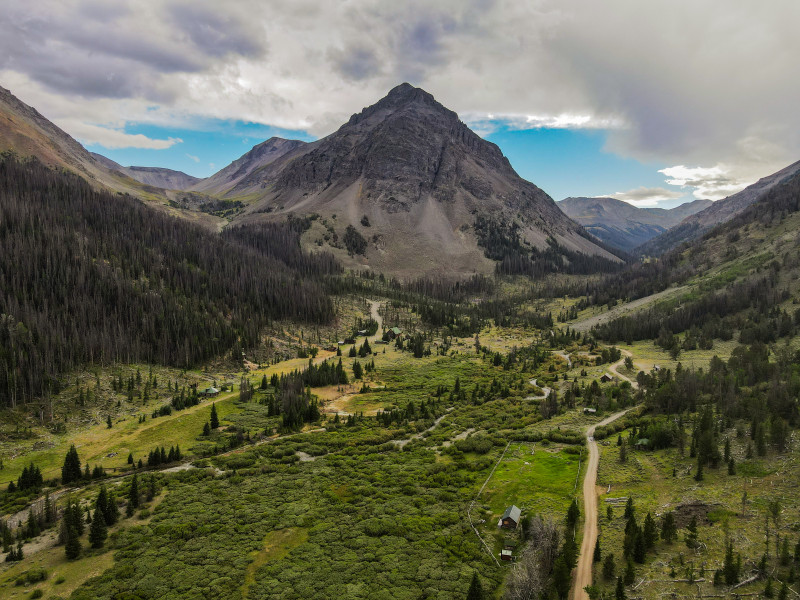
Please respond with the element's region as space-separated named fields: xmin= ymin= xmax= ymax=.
xmin=201 ymin=387 xmax=219 ymax=397
xmin=500 ymin=505 xmax=521 ymax=530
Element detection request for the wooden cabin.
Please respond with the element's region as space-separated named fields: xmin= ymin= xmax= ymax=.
xmin=500 ymin=505 xmax=521 ymax=530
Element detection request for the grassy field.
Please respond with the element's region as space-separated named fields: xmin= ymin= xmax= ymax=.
xmin=0 ymin=386 xmax=239 ymax=487
xmin=480 ymin=443 xmax=583 ymax=525
xmin=592 ymin=424 xmax=800 ymax=599
xmin=0 ymin=316 xmax=598 ymax=599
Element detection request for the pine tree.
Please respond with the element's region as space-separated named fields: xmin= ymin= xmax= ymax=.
xmin=203 ymin=421 xmax=211 ymax=436
xmin=466 ymin=570 xmax=484 ymax=600
xmin=127 ymin=453 xmax=134 ymax=465
xmin=686 ymin=516 xmax=698 ymax=548
xmin=127 ymin=473 xmax=139 ymax=515
xmin=624 ymin=559 xmax=636 ymax=585
xmin=65 ymin=525 xmax=81 ymax=559
xmin=210 ymin=403 xmax=220 ymax=429
xmin=643 ymin=513 xmax=658 ymax=549
xmin=615 ymin=576 xmax=626 ymax=600
xmin=107 ymin=415 xmax=112 ymax=428
xmin=563 ymin=534 xmax=578 ymax=569
xmin=42 ymin=492 xmax=54 ymax=525
xmin=594 ymin=537 xmax=602 ymax=562
xmin=89 ymin=508 xmax=107 ymax=548
xmin=624 ymin=497 xmax=634 ymax=519
xmin=566 ymin=498 xmax=580 ymax=531
xmin=764 ymin=576 xmax=774 ymax=598
xmin=61 ymin=445 xmax=82 ymax=484
xmin=603 ymin=553 xmax=616 ymax=579
xmin=63 ymin=499 xmax=85 ymax=537
xmin=778 ymin=580 xmax=789 ymax=600
xmin=633 ymin=530 xmax=646 ymax=563
xmin=661 ymin=512 xmax=677 ymax=543
xmin=96 ymin=487 xmax=108 ymax=518
xmin=723 ymin=543 xmax=739 ymax=584
xmin=105 ymin=491 xmax=119 ymax=526
xmin=552 ymin=556 xmax=571 ymax=600
xmin=694 ymin=456 xmax=704 ymax=481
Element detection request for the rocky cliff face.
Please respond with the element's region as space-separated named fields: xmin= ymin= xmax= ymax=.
xmin=191 ymin=137 xmax=307 ymax=196
xmin=216 ymin=83 xmax=619 ymax=276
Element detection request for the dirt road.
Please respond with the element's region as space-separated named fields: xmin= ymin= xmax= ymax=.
xmin=570 ymin=286 xmax=688 ymax=332
xmin=608 ymin=348 xmax=637 ymax=386
xmin=367 ymin=299 xmax=384 ymax=342
xmin=524 ymin=378 xmax=552 ymax=400
xmin=571 ymin=407 xmax=634 ymax=600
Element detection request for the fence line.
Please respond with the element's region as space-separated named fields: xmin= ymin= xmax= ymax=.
xmin=467 ymin=441 xmax=511 ymax=567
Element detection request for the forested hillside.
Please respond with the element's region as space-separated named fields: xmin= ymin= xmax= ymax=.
xmin=590 ymin=168 xmax=800 ymax=350
xmin=0 ymin=156 xmax=338 ymax=409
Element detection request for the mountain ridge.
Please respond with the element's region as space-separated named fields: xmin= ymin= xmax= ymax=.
xmin=637 ymin=159 xmax=800 ymax=256
xmin=558 ymin=196 xmax=711 ymax=251
xmin=212 ymin=83 xmax=623 ymax=276
xmin=90 ymin=152 xmax=200 ymax=190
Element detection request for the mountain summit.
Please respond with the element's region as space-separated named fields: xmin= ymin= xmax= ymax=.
xmin=216 ymin=83 xmax=621 ymax=276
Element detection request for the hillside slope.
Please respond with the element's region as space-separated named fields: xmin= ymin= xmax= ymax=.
xmin=638 ymin=160 xmax=800 ymax=256
xmin=189 ymin=137 xmax=307 ymax=196
xmin=591 ymin=166 xmax=800 ymax=349
xmin=558 ymin=197 xmax=711 ymax=251
xmin=0 ymin=155 xmax=338 ymax=408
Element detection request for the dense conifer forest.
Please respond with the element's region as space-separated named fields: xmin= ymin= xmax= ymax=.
xmin=0 ymin=156 xmax=337 ymax=408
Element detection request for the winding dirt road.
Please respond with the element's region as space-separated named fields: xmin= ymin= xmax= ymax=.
xmin=572 ymin=348 xmax=639 ymax=599
xmin=608 ymin=348 xmax=636 ymax=385
xmin=571 ymin=407 xmax=634 ymax=600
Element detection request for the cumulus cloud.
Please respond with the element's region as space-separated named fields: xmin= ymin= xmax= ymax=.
xmin=0 ymin=0 xmax=797 ymax=179
xmin=463 ymin=112 xmax=624 ymax=136
xmin=609 ymin=186 xmax=684 ymax=207
xmin=56 ymin=119 xmax=182 ymax=149
xmin=658 ymin=165 xmax=746 ymax=200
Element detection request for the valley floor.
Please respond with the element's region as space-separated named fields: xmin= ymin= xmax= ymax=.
xmin=1 ymin=299 xmax=797 ymax=600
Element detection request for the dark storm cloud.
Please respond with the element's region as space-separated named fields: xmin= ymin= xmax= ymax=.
xmin=2 ymin=0 xmax=797 ymax=192
xmin=332 ymin=46 xmax=381 ymax=81
xmin=0 ymin=0 xmax=266 ymax=101
xmin=166 ymin=3 xmax=265 ymax=59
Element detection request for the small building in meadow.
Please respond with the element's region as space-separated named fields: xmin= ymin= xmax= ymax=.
xmin=500 ymin=505 xmax=522 ymax=530
xmin=583 ymin=407 xmax=597 ymax=414
xmin=635 ymin=438 xmax=650 ymax=450
xmin=600 ymin=373 xmax=614 ymax=383
xmin=501 ymin=547 xmax=515 ymax=561
xmin=201 ymin=387 xmax=219 ymax=398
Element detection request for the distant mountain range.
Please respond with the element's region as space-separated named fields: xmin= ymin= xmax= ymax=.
xmin=558 ymin=197 xmax=712 ymax=251
xmin=90 ymin=152 xmax=200 ymax=190
xmin=0 ymin=82 xmax=623 ymax=277
xmin=7 ymin=79 xmax=798 ymax=276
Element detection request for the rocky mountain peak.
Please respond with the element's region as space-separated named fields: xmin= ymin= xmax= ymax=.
xmin=345 ymin=83 xmax=458 ymax=128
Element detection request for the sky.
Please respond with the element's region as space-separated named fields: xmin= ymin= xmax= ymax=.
xmin=1 ymin=0 xmax=798 ymax=208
